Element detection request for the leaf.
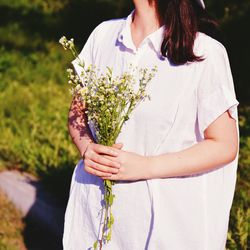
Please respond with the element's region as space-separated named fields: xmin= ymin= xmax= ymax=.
xmin=124 ymin=114 xmax=129 ymax=121
xmin=104 ymin=195 xmax=109 ymax=205
xmin=110 ymin=212 xmax=114 ymax=225
xmin=106 ymin=230 xmax=112 ymax=242
xmin=106 ymin=66 xmax=113 ymax=79
xmin=108 ymin=194 xmax=114 ymax=205
xmin=107 ymin=220 xmax=111 ymax=229
xmin=105 ymin=180 xmax=112 ymax=189
xmin=107 ymin=211 xmax=115 ymax=229
xmin=93 ymin=240 xmax=98 ymax=250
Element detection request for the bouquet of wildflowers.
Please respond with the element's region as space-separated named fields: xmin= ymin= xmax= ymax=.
xmin=59 ymin=36 xmax=157 ymax=250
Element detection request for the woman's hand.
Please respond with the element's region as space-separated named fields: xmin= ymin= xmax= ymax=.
xmin=100 ymin=149 xmax=151 ymax=181
xmin=83 ymin=142 xmax=123 ymax=178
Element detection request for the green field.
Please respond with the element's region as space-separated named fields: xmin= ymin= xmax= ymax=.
xmin=0 ymin=1 xmax=249 ymax=249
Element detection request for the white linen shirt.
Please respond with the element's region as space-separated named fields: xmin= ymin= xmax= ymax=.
xmin=63 ymin=11 xmax=240 ymax=250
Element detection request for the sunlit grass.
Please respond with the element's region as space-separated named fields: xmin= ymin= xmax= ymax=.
xmin=0 ymin=190 xmax=26 ymax=250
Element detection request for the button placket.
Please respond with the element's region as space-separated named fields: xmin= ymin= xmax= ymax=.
xmin=128 ymin=42 xmax=148 ymax=93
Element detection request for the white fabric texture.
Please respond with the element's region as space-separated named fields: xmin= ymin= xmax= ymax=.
xmin=63 ymin=11 xmax=240 ymax=250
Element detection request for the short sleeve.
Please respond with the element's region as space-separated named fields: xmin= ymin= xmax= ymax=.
xmin=197 ymin=41 xmax=239 ymax=137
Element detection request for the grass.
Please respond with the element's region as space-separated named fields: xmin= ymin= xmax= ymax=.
xmin=0 ymin=39 xmax=78 ymax=206
xmin=225 ymin=106 xmax=250 ymax=250
xmin=0 ymin=190 xmax=26 ymax=250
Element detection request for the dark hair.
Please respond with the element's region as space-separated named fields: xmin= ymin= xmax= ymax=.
xmin=150 ymin=0 xmax=220 ymax=65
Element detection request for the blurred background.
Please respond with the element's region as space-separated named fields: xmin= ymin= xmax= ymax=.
xmin=0 ymin=0 xmax=249 ymax=249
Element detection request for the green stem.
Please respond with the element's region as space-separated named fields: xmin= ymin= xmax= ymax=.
xmin=100 ymin=184 xmax=109 ymax=250
xmin=113 ymin=100 xmax=134 ymax=140
xmin=70 ymin=47 xmax=83 ymax=67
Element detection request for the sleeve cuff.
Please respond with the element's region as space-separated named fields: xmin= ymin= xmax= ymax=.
xmin=198 ymin=85 xmax=239 ymax=137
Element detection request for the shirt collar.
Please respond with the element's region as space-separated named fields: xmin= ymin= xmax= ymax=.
xmin=117 ymin=10 xmax=165 ymax=56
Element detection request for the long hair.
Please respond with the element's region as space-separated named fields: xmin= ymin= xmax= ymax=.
xmin=150 ymin=0 xmax=220 ymax=65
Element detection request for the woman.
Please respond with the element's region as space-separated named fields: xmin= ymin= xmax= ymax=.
xmin=63 ymin=0 xmax=239 ymax=249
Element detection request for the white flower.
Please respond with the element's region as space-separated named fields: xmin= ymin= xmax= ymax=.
xmin=59 ymin=36 xmax=75 ymax=50
xmin=59 ymin=36 xmax=67 ymax=47
xmin=79 ymin=87 xmax=88 ymax=96
xmin=67 ymin=68 xmax=73 ymax=74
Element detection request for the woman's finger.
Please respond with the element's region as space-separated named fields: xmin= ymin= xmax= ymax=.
xmin=85 ymin=149 xmax=120 ymax=168
xmin=92 ymin=143 xmax=119 ymax=156
xmin=85 ymin=165 xmax=112 ymax=177
xmin=91 ymin=151 xmax=121 ymax=168
xmin=84 ymin=159 xmax=119 ymax=175
xmin=102 ymin=154 xmax=119 ymax=163
xmin=112 ymin=143 xmax=123 ymax=149
xmin=101 ymin=174 xmax=120 ymax=181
